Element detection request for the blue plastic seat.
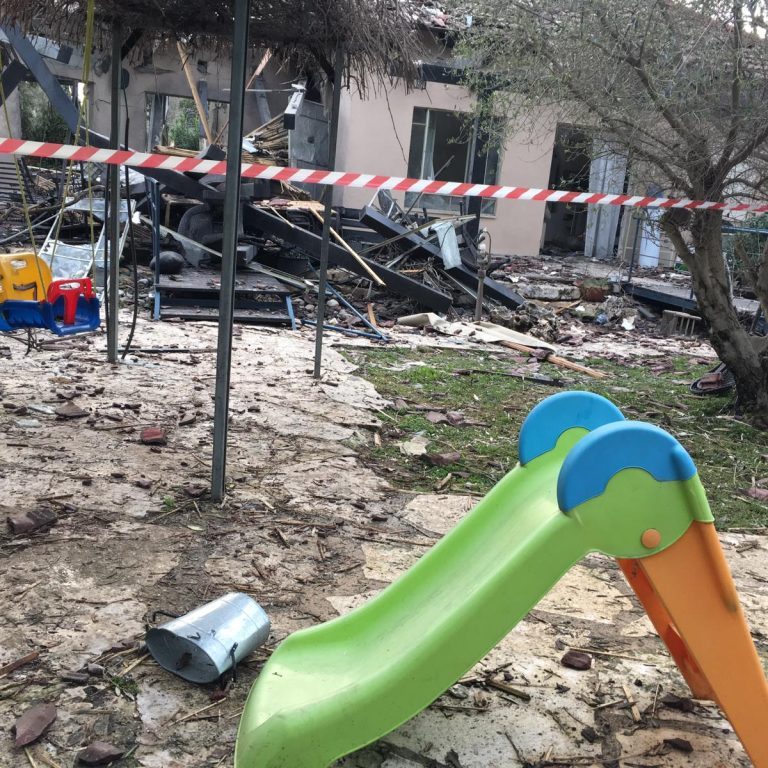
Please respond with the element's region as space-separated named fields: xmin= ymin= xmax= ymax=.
xmin=0 ymin=296 xmax=100 ymax=336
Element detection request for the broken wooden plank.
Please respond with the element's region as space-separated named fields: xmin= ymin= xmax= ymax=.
xmin=243 ymin=205 xmax=452 ymax=312
xmin=622 ymin=682 xmax=642 ymax=723
xmin=176 ymin=42 xmax=214 ymax=146
xmin=497 ymin=340 xmax=607 ymax=379
xmin=0 ymin=651 xmax=40 ymax=678
xmin=309 ymin=208 xmax=385 ymax=286
xmin=485 ymin=678 xmax=531 ymax=702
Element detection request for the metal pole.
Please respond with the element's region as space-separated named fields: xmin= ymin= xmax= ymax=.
xmin=474 ymin=228 xmax=489 ymax=322
xmin=313 ymin=46 xmax=344 ymax=379
xmin=107 ymin=21 xmax=121 ymax=363
xmin=626 ymin=211 xmax=642 ymax=283
xmin=211 ymin=0 xmax=251 ymax=502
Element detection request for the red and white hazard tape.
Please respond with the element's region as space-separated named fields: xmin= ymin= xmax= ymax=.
xmin=2 ymin=137 xmax=767 ymax=213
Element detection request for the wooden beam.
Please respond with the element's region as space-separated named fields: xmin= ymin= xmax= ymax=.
xmin=498 ymin=340 xmax=608 ymax=379
xmin=213 ymin=49 xmax=272 ymax=146
xmin=309 ymin=208 xmax=385 ymax=286
xmin=176 ymin=41 xmax=214 ymax=146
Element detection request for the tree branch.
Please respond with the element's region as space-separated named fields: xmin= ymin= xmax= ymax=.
xmin=595 ymin=5 xmax=704 ymax=152
xmin=660 ymin=212 xmax=694 ymax=265
xmin=718 ymin=2 xmax=744 ymax=170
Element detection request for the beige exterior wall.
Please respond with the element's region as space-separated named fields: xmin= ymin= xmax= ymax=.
xmin=335 ymin=82 xmax=557 ymax=256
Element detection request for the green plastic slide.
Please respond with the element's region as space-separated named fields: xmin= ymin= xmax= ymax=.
xmin=235 ymin=392 xmax=713 ymax=768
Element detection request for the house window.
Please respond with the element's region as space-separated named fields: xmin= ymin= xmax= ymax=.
xmin=406 ymin=107 xmax=500 ymax=215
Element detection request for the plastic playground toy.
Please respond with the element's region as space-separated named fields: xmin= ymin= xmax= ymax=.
xmin=235 ymin=391 xmax=768 ymax=768
xmin=0 ymin=252 xmax=100 ymax=336
xmin=0 ymin=251 xmax=51 ymax=301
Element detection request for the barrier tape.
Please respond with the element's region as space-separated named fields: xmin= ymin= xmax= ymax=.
xmin=2 ymin=137 xmax=766 ymax=213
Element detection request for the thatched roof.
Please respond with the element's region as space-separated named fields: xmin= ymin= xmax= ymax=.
xmin=0 ymin=0 xmax=424 ymax=84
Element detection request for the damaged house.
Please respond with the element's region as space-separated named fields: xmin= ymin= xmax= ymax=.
xmin=2 ymin=4 xmax=665 ymax=266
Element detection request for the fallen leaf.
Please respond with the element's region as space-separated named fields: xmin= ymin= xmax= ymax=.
xmin=560 ymin=650 xmax=592 ymax=670
xmin=12 ymin=703 xmax=57 ymax=747
xmin=183 ymin=484 xmax=206 ymax=498
xmin=77 ymin=741 xmax=125 ymax=765
xmin=663 ymin=737 xmax=693 ymax=753
xmin=744 ymin=487 xmax=768 ymax=502
xmin=424 ymin=451 xmax=461 ymax=467
xmin=55 ymin=402 xmax=88 ymax=419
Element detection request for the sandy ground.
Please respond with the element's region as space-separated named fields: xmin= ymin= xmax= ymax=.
xmin=0 ymin=315 xmax=765 ymax=768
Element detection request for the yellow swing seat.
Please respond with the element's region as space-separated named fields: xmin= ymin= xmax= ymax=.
xmin=0 ymin=252 xmax=52 ymax=302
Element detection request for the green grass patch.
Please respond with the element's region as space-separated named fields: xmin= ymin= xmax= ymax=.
xmin=347 ymin=345 xmax=768 ymax=529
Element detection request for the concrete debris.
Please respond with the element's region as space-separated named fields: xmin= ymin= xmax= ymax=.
xmin=16 ymin=418 xmax=42 ymax=429
xmin=399 ymin=433 xmax=431 ymax=456
xmin=519 ymin=282 xmax=580 ymax=301
xmin=492 ymin=305 xmax=560 ymax=343
xmin=6 ymin=508 xmax=57 ymax=535
xmin=140 ymin=427 xmax=167 ymax=445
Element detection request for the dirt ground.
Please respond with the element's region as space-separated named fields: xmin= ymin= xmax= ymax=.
xmin=0 ymin=315 xmax=765 ymax=768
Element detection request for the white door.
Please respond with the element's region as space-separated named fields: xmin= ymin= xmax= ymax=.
xmin=584 ymin=141 xmax=628 ymax=260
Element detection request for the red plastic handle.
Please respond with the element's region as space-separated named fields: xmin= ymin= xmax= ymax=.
xmin=47 ymin=278 xmax=94 ymax=325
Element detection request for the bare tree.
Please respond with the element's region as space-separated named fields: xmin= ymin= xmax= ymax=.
xmin=457 ymin=0 xmax=768 ymax=425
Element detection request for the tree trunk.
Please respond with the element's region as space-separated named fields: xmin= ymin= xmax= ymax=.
xmin=662 ymin=210 xmax=768 ymax=427
xmin=757 ymin=240 xmax=768 ymax=322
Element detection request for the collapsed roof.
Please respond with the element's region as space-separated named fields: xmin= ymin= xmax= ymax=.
xmin=0 ymin=0 xmax=425 ymax=85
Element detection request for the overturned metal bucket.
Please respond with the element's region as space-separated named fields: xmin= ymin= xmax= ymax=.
xmin=146 ymin=593 xmax=270 ymax=684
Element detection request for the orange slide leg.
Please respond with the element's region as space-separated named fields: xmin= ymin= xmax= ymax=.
xmin=619 ymin=522 xmax=768 ymax=767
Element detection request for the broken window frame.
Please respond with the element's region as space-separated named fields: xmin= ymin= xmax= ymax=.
xmin=144 ymin=93 xmax=231 ymax=151
xmin=406 ymin=106 xmax=501 ymax=216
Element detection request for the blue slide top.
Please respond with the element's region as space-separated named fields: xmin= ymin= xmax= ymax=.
xmin=557 ymin=420 xmax=697 ymax=512
xmin=519 ymin=391 xmax=625 ymax=465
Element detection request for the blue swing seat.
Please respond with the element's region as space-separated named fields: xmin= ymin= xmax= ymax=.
xmin=0 ymin=294 xmax=100 ymax=336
